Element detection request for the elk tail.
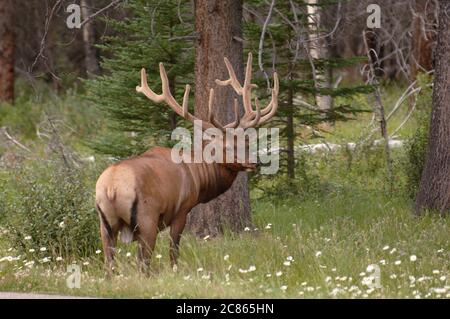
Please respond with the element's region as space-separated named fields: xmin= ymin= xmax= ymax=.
xmin=120 ymin=196 xmax=139 ymax=244
xmin=106 ymin=186 xmax=116 ymax=201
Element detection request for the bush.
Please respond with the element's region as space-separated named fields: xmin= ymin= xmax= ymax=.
xmin=2 ymin=160 xmax=100 ymax=258
xmin=403 ymin=74 xmax=433 ymax=199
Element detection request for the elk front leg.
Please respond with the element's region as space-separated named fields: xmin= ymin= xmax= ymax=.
xmin=169 ymin=215 xmax=187 ymax=267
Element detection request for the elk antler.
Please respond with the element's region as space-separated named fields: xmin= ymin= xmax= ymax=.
xmin=136 ymin=53 xmax=279 ymax=131
xmin=136 ymin=63 xmax=216 ymax=129
xmin=215 ymin=53 xmax=279 ymax=128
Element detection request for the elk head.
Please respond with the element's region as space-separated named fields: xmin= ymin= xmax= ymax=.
xmin=136 ymin=53 xmax=279 ymax=172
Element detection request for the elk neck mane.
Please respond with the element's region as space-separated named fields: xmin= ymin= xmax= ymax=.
xmin=185 ymin=160 xmax=238 ymax=204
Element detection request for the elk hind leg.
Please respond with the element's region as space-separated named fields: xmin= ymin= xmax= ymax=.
xmin=97 ymin=206 xmax=118 ymax=277
xmin=136 ymin=215 xmax=159 ymax=273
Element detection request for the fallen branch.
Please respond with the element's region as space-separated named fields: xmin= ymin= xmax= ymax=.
xmin=1 ymin=127 xmax=32 ymax=153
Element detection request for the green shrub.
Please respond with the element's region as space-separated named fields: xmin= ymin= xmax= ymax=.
xmin=2 ymin=160 xmax=100 ymax=258
xmin=403 ymin=74 xmax=433 ymax=199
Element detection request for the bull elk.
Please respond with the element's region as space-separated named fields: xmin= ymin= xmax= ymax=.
xmin=95 ymin=53 xmax=279 ymax=272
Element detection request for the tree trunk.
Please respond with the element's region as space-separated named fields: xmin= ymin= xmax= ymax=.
xmin=286 ymin=84 xmax=295 ymax=179
xmin=415 ymin=0 xmax=450 ymax=216
xmin=81 ymin=0 xmax=100 ymax=78
xmin=306 ymin=0 xmax=331 ymax=112
xmin=0 ymin=0 xmax=15 ymax=103
xmin=186 ymin=0 xmax=251 ymax=237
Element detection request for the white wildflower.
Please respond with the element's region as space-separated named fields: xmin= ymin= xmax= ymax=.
xmin=434 ymin=288 xmax=447 ymax=294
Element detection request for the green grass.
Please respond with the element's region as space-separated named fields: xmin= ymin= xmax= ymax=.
xmin=0 ymin=190 xmax=448 ymax=298
xmin=0 ymin=78 xmax=447 ymax=298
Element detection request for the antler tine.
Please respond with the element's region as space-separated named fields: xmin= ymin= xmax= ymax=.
xmin=215 ymin=58 xmax=243 ymax=94
xmin=243 ymin=53 xmax=253 ymax=89
xmin=240 ymin=97 xmax=261 ymax=129
xmin=159 ymin=63 xmax=186 ymax=118
xmin=223 ymin=98 xmax=241 ymax=129
xmin=241 ymin=53 xmax=257 ymax=114
xmin=208 ymin=92 xmax=241 ymax=131
xmin=256 ymin=72 xmax=279 ymax=125
xmin=136 ymin=68 xmax=165 ymax=103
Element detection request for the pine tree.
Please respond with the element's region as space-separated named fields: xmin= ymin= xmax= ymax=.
xmin=84 ymin=0 xmax=194 ymax=157
xmin=244 ymin=0 xmax=371 ymax=184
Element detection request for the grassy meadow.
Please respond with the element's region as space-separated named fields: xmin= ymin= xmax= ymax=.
xmin=0 ymin=81 xmax=448 ymax=298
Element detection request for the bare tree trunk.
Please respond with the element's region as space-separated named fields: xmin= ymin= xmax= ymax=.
xmin=306 ymin=0 xmax=331 ymax=112
xmin=0 ymin=0 xmax=15 ymax=103
xmin=81 ymin=0 xmax=100 ymax=78
xmin=187 ymin=0 xmax=251 ymax=237
xmin=363 ymin=30 xmax=394 ymax=192
xmin=415 ymin=0 xmax=450 ymax=216
xmin=286 ymin=83 xmax=295 ymax=179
